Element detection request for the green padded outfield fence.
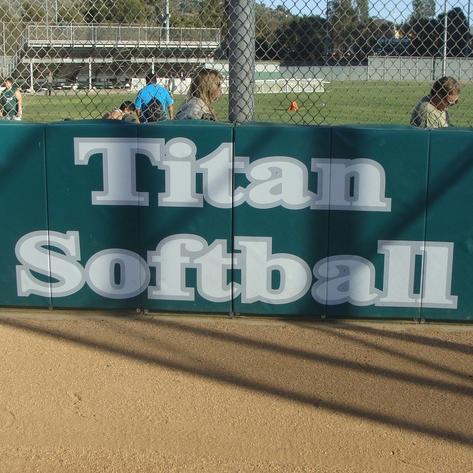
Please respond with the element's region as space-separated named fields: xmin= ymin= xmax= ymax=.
xmin=2 ymin=120 xmax=472 ymax=321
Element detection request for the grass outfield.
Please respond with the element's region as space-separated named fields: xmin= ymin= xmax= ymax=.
xmin=21 ymin=81 xmax=473 ymax=126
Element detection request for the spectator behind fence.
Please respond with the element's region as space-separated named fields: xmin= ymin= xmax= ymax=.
xmin=410 ymin=77 xmax=460 ymax=128
xmin=102 ymin=109 xmax=123 ymax=120
xmin=119 ymin=100 xmax=138 ymax=122
xmin=175 ymin=69 xmax=223 ymax=121
xmin=0 ymin=78 xmax=22 ymax=120
xmin=46 ymin=69 xmax=53 ymax=97
xmin=166 ymin=76 xmax=177 ymax=98
xmin=102 ymin=101 xmax=138 ymax=121
xmin=134 ymin=73 xmax=174 ymax=123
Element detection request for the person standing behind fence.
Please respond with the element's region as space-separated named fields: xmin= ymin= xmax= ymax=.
xmin=134 ymin=73 xmax=174 ymax=123
xmin=175 ymin=69 xmax=223 ymax=121
xmin=0 ymin=78 xmax=22 ymax=120
xmin=166 ymin=76 xmax=177 ymax=98
xmin=410 ymin=77 xmax=460 ymax=128
xmin=46 ymin=70 xmax=53 ymax=97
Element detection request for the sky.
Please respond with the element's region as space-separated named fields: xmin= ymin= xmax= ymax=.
xmin=258 ymin=0 xmax=473 ymax=24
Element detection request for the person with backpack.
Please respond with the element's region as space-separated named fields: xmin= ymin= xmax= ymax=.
xmin=134 ymin=73 xmax=174 ymax=123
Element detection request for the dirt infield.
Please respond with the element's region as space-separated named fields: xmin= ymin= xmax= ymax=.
xmin=0 ymin=311 xmax=471 ymax=472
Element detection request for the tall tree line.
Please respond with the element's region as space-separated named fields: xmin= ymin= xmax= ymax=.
xmin=0 ymin=0 xmax=470 ymax=62
xmin=403 ymin=6 xmax=470 ymax=57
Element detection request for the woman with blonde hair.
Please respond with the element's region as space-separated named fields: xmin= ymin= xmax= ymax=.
xmin=175 ymin=68 xmax=223 ymax=120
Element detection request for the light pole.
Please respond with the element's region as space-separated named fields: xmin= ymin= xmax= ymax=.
xmin=164 ymin=0 xmax=170 ymax=42
xmin=442 ymin=0 xmax=448 ymax=76
xmin=466 ymin=0 xmax=470 ymax=31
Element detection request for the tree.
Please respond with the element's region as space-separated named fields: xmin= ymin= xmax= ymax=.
xmin=169 ymin=12 xmax=200 ymax=28
xmin=327 ymin=0 xmax=358 ymax=61
xmin=352 ymin=18 xmax=394 ymax=61
xmin=275 ymin=16 xmax=327 ymax=63
xmin=404 ymin=6 xmax=470 ymax=57
xmin=412 ymin=0 xmax=436 ymax=20
xmin=438 ymin=7 xmax=470 ymax=56
xmin=0 ymin=3 xmax=19 ymax=22
xmin=405 ymin=17 xmax=441 ymax=56
xmin=57 ymin=4 xmax=84 ymax=23
xmin=81 ymin=0 xmax=153 ymax=24
xmin=356 ymin=0 xmax=369 ymax=22
xmin=197 ymin=0 xmax=226 ymax=29
xmin=21 ymin=0 xmax=46 ymax=22
xmin=255 ymin=2 xmax=293 ymax=60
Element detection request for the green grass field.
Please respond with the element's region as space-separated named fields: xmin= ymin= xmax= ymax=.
xmin=20 ymin=81 xmax=473 ymax=127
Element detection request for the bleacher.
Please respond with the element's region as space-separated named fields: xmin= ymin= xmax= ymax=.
xmin=1 ymin=23 xmax=221 ymax=90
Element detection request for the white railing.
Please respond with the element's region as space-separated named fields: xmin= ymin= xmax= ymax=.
xmin=131 ymin=78 xmax=329 ymax=95
xmin=26 ymin=24 xmax=221 ymax=48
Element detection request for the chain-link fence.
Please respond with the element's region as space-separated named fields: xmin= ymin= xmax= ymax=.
xmin=0 ymin=0 xmax=472 ymax=125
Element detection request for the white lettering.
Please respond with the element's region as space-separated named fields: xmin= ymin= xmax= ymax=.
xmin=14 ymin=232 xmax=457 ymax=310
xmin=85 ymin=249 xmax=150 ymax=299
xmin=158 ymin=138 xmax=203 ymax=207
xmin=147 ymin=235 xmax=206 ymax=300
xmin=74 ymin=137 xmax=162 ymax=206
xmin=377 ymin=241 xmax=421 ymax=307
xmin=312 ymin=158 xmax=391 ymax=211
xmin=245 ymin=158 xmax=313 ymax=209
xmin=75 ymin=138 xmax=392 ymax=212
xmin=312 ymin=256 xmax=380 ymax=305
xmin=16 ymin=230 xmax=84 ymax=297
xmin=421 ymin=242 xmax=457 ymax=308
xmin=235 ymin=237 xmax=311 ymax=303
xmin=193 ymin=240 xmax=239 ymax=302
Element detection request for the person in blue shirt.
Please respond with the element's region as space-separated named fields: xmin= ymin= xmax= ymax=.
xmin=134 ymin=73 xmax=174 ymax=123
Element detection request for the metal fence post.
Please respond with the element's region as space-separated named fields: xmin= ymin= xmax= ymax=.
xmin=88 ymin=57 xmax=92 ymax=90
xmin=165 ymin=0 xmax=170 ymax=43
xmin=228 ymin=0 xmax=255 ymax=123
xmin=2 ymin=22 xmax=5 ymax=60
xmin=29 ymin=60 xmax=34 ymax=92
